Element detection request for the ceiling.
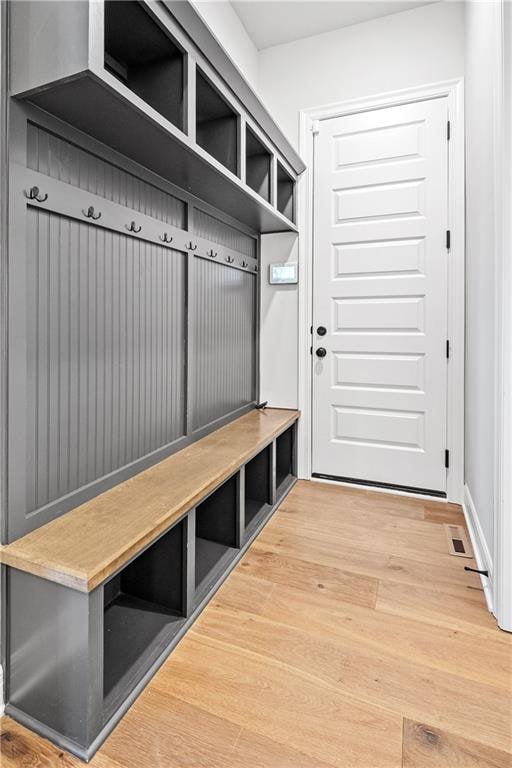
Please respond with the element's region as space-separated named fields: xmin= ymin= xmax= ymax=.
xmin=231 ymin=1 xmax=436 ymax=50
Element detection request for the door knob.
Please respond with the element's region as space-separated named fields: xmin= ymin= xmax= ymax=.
xmin=316 ymin=347 xmax=327 ymax=358
xmin=317 ymin=326 xmax=327 ymax=336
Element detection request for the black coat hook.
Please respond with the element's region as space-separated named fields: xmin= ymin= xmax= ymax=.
xmin=82 ymin=205 xmax=101 ymax=220
xmin=160 ymin=233 xmax=173 ymax=244
xmin=186 ymin=241 xmax=197 ymax=251
xmin=225 ymin=255 xmax=234 ymax=264
xmin=241 ymin=261 xmax=249 ymax=269
xmin=126 ymin=221 xmax=142 ymax=233
xmin=207 ymin=249 xmax=217 ymax=258
xmin=24 ymin=186 xmax=48 ymax=202
xmin=253 ymin=265 xmax=259 ymax=272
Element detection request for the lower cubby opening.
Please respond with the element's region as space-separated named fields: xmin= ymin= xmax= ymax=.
xmin=195 ymin=476 xmax=238 ymax=599
xmin=103 ymin=521 xmax=185 ymax=711
xmin=245 ymin=447 xmax=271 ymax=530
xmin=276 ymin=426 xmax=295 ymax=494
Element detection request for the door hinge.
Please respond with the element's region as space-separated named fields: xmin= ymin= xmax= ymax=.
xmin=311 ymin=119 xmax=320 ymax=135
xmin=446 ymin=230 xmax=451 ymax=250
xmin=445 ymin=449 xmax=450 ymax=469
xmin=310 ymin=346 xmax=313 ymax=355
xmin=446 ymin=339 xmax=450 ymax=359
xmin=447 ymin=120 xmax=451 ymax=140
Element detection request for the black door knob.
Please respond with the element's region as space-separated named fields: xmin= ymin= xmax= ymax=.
xmin=317 ymin=326 xmax=327 ymax=336
xmin=316 ymin=347 xmax=327 ymax=358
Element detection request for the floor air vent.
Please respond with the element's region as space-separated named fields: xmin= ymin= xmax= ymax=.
xmin=444 ymin=524 xmax=473 ymax=558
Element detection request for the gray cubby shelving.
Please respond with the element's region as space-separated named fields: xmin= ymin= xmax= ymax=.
xmin=104 ymin=1 xmax=185 ymax=131
xmin=5 ymin=413 xmax=298 ymax=761
xmin=195 ymin=475 xmax=239 ymax=600
xmin=244 ymin=446 xmax=272 ymax=530
xmin=196 ymin=70 xmax=239 ymax=175
xmin=103 ymin=521 xmax=186 ymax=715
xmin=245 ymin=126 xmax=272 ymax=202
xmin=276 ymin=424 xmax=295 ymax=496
xmin=277 ymin=161 xmax=296 ymax=223
xmin=9 ymin=0 xmax=304 ymax=233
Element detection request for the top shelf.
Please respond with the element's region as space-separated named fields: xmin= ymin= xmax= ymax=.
xmin=9 ymin=0 xmax=303 ymax=234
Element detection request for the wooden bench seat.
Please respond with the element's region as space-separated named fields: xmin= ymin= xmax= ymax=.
xmin=0 ymin=408 xmax=298 ymax=593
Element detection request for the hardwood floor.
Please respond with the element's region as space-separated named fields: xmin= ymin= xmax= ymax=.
xmin=2 ymin=480 xmax=511 ymax=767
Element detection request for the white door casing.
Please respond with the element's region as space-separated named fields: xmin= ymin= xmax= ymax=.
xmin=312 ymin=98 xmax=449 ymax=493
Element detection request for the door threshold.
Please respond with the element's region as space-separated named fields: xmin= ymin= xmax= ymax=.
xmin=311 ymin=473 xmax=447 ymax=500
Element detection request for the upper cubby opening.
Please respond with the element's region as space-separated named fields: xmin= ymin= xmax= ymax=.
xmin=104 ymin=1 xmax=184 ymax=131
xmin=245 ymin=127 xmax=272 ymax=203
xmin=196 ymin=71 xmax=239 ymax=175
xmin=277 ymin=161 xmax=295 ymax=223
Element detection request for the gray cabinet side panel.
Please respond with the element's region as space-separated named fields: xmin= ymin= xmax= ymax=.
xmin=8 ymin=569 xmax=103 ymax=749
xmin=193 ymin=258 xmax=256 ymax=430
xmin=26 ymin=123 xmax=186 ymax=228
xmin=193 ymin=208 xmax=256 ymax=258
xmin=9 ymin=208 xmax=186 ymax=531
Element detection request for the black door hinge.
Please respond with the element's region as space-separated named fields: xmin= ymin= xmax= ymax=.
xmin=310 ymin=346 xmax=313 ymax=355
xmin=445 ymin=449 xmax=450 ymax=469
xmin=446 ymin=230 xmax=451 ymax=250
xmin=446 ymin=340 xmax=450 ymax=359
xmin=447 ymin=120 xmax=451 ymax=140
xmin=310 ymin=325 xmax=313 ymax=334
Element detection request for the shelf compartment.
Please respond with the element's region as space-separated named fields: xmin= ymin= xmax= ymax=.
xmin=195 ymin=475 xmax=238 ymax=599
xmin=276 ymin=425 xmax=295 ymax=495
xmin=277 ymin=162 xmax=296 ymax=223
xmin=245 ymin=447 xmax=272 ymax=530
xmin=245 ymin=127 xmax=272 ymax=202
xmin=196 ymin=71 xmax=239 ymax=175
xmin=104 ymin=1 xmax=184 ymax=131
xmin=103 ymin=521 xmax=185 ymax=713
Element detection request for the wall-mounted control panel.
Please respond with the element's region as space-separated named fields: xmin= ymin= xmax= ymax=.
xmin=269 ymin=262 xmax=298 ymax=284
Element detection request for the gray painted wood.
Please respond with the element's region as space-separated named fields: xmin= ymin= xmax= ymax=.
xmin=193 ymin=207 xmax=256 ymax=258
xmin=193 ymin=258 xmax=256 ymax=431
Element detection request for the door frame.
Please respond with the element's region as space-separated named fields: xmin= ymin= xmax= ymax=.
xmin=298 ymin=78 xmax=465 ymax=503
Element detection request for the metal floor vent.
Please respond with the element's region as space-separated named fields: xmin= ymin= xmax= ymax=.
xmin=444 ymin=524 xmax=473 ymax=558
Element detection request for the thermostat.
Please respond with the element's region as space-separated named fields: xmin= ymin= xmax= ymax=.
xmin=269 ymin=262 xmax=298 ymax=285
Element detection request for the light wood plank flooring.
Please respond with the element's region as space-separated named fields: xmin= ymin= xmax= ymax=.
xmin=2 ymin=480 xmax=511 ymax=767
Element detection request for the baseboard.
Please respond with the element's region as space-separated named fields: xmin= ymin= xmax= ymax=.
xmin=0 ymin=664 xmax=4 ymax=716
xmin=463 ymin=484 xmax=494 ymax=614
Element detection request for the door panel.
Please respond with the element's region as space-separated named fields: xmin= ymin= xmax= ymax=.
xmin=312 ymin=98 xmax=448 ymax=493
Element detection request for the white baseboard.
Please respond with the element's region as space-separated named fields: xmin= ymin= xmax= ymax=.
xmin=463 ymin=484 xmax=494 ymax=614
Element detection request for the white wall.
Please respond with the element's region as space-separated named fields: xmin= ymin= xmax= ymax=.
xmin=258 ymin=1 xmax=465 ymax=150
xmin=257 ymin=2 xmax=465 ymax=409
xmin=190 ymin=0 xmax=259 ymax=89
xmin=464 ymin=0 xmax=503 ymax=585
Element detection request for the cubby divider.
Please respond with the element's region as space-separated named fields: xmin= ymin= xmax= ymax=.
xmin=245 ymin=126 xmax=272 ymax=202
xmin=277 ymin=161 xmax=295 ymax=223
xmin=244 ymin=446 xmax=272 ymax=533
xmin=276 ymin=425 xmax=296 ymax=498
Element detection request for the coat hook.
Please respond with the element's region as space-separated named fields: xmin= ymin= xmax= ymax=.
xmin=225 ymin=255 xmax=234 ymax=264
xmin=253 ymin=265 xmax=259 ymax=272
xmin=241 ymin=261 xmax=249 ymax=269
xmin=126 ymin=221 xmax=142 ymax=233
xmin=160 ymin=233 xmax=173 ymax=243
xmin=24 ymin=186 xmax=48 ymax=202
xmin=207 ymin=249 xmax=217 ymax=258
xmin=186 ymin=241 xmax=197 ymax=251
xmin=82 ymin=205 xmax=101 ymax=220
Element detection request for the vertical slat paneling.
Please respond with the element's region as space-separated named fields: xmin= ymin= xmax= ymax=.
xmin=193 ymin=208 xmax=257 ymax=258
xmin=193 ymin=258 xmax=256 ymax=430
xmin=21 ymin=209 xmax=186 ymax=516
xmin=26 ymin=123 xmax=186 ymax=228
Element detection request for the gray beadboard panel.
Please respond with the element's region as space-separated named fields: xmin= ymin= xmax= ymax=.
xmin=193 ymin=258 xmax=256 ymax=430
xmin=193 ymin=208 xmax=256 ymax=258
xmin=26 ymin=122 xmax=186 ymax=228
xmin=21 ymin=208 xmax=186 ymax=515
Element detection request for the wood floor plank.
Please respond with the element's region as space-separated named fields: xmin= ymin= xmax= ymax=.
xmin=213 ymin=570 xmax=276 ymax=615
xmin=402 ymin=719 xmax=512 ymax=767
xmin=152 ymin=633 xmax=403 ymax=768
xmin=238 ymin=547 xmax=379 ymax=608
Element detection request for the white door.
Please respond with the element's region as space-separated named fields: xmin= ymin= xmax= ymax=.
xmin=312 ymin=98 xmax=449 ymax=494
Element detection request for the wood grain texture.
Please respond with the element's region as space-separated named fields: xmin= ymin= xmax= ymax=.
xmin=2 ymin=480 xmax=511 ymax=768
xmin=0 ymin=408 xmax=298 ymax=592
